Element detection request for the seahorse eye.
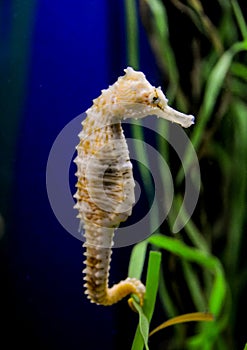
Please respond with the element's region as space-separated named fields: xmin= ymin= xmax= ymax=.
xmin=152 ymin=96 xmax=159 ymax=103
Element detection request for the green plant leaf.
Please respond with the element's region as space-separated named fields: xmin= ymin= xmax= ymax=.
xmin=177 ymin=40 xmax=247 ymax=185
xmin=148 ymin=234 xmax=227 ymax=316
xmin=131 ymin=300 xmax=150 ymax=350
xmin=128 ymin=240 xmax=148 ymax=280
xmin=194 ymin=41 xmax=247 ymax=150
xmin=131 ymin=251 xmax=162 ymax=350
xmin=231 ymin=62 xmax=247 ymax=81
xmin=148 ymin=234 xmax=227 ymax=348
xmin=231 ymin=0 xmax=247 ymax=40
xmin=182 ymin=260 xmax=207 ymax=311
xmin=143 ymin=251 xmax=162 ymax=321
xmin=124 ymin=0 xmax=139 ymax=69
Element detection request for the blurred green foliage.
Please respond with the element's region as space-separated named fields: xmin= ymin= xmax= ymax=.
xmin=125 ymin=0 xmax=247 ymax=349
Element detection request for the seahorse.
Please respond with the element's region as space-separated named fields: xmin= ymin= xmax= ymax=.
xmin=74 ymin=67 xmax=194 ymax=307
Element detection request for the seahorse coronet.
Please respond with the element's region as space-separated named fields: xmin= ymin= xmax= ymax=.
xmin=74 ymin=67 xmax=194 ymax=307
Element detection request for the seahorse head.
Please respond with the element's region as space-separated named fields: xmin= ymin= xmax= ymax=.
xmin=110 ymin=67 xmax=194 ymax=128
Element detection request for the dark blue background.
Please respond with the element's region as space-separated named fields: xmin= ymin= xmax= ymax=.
xmin=0 ymin=1 xmax=158 ymax=349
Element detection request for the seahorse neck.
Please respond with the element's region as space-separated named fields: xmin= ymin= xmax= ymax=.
xmin=83 ymin=105 xmax=122 ymax=131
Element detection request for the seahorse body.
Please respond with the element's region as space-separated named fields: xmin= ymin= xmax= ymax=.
xmin=74 ymin=67 xmax=194 ymax=306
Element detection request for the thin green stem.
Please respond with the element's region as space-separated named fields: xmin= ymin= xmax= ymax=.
xmin=124 ymin=0 xmax=139 ymax=69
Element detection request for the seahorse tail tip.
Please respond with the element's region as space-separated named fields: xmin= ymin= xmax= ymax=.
xmin=128 ymin=297 xmax=141 ymax=312
xmin=105 ymin=277 xmax=145 ymax=308
xmin=125 ymin=277 xmax=146 ymax=308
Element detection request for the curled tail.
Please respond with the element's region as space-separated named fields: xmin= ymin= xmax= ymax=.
xmin=83 ymin=222 xmax=145 ymax=306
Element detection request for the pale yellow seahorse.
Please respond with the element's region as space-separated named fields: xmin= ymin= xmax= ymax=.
xmin=74 ymin=67 xmax=194 ymax=307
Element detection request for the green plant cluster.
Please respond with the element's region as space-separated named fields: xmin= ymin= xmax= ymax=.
xmin=124 ymin=0 xmax=247 ymax=349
